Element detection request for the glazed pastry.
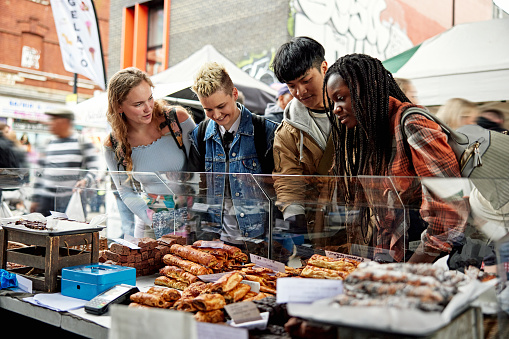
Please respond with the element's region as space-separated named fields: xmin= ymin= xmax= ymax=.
xmin=129 ymin=292 xmax=173 ymax=308
xmin=154 ymin=275 xmax=189 ymax=290
xmin=301 ymin=265 xmax=347 ymax=280
xmin=181 ymin=281 xmax=210 ymax=299
xmin=169 ymin=244 xmax=219 ymax=268
xmin=192 ymin=293 xmax=226 ymax=311
xmin=173 ymin=298 xmax=197 ymax=312
xmin=159 ymin=265 xmax=199 ymax=284
xmin=146 ymin=286 xmax=182 ymax=302
xmin=194 ymin=309 xmax=225 ymax=323
xmin=223 ymin=282 xmax=251 ymax=303
xmin=209 ymin=272 xmax=243 ymax=293
xmin=162 ymin=254 xmax=213 ymax=276
xmin=307 ymin=254 xmax=360 ymax=272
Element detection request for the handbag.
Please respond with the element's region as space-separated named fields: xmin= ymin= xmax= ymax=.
xmin=401 ymin=107 xmax=509 ymax=210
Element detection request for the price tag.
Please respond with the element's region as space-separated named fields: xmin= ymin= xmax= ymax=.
xmin=249 ymin=254 xmax=285 ymax=273
xmin=197 ymin=272 xmax=229 ymax=283
xmin=112 ymin=237 xmax=141 ymax=250
xmin=196 ymin=322 xmax=248 ymax=339
xmin=325 ymin=250 xmax=370 ymax=262
xmin=241 ymin=280 xmax=260 ymax=293
xmin=276 ymin=277 xmax=343 ymax=304
xmin=192 ymin=202 xmax=210 ymax=212
xmin=224 ymin=301 xmax=262 ymax=324
xmin=197 ymin=240 xmax=224 ymax=248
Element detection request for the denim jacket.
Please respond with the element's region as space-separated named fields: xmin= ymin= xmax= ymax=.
xmin=189 ymin=104 xmax=278 ymax=238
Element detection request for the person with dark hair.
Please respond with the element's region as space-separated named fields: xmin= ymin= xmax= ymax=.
xmin=323 ymin=53 xmax=468 ymax=264
xmin=477 ymin=108 xmax=508 ymax=133
xmin=264 ymin=84 xmax=293 ymax=124
xmin=271 ymin=36 xmax=332 ymax=236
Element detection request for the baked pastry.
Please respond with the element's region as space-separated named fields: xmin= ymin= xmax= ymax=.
xmin=209 ymin=272 xmax=243 ymax=293
xmin=129 ymin=291 xmax=174 ymax=308
xmin=159 ymin=265 xmax=199 ymax=284
xmin=173 ymin=298 xmax=197 ymax=312
xmin=181 ymin=281 xmax=210 ymax=299
xmin=169 ymin=244 xmax=219 ymax=268
xmin=192 ymin=293 xmax=226 ymax=311
xmin=154 ymin=275 xmax=189 ymax=290
xmin=162 ymin=254 xmax=213 ymax=276
xmin=192 ymin=246 xmax=230 ymax=261
xmin=194 ymin=309 xmax=225 ymax=323
xmin=307 ymin=254 xmax=360 ymax=272
xmin=300 ymin=265 xmax=347 ymax=280
xmin=128 ymin=302 xmax=152 ymax=309
xmin=146 ymin=286 xmax=182 ymax=302
xmin=223 ymin=282 xmax=251 ymax=303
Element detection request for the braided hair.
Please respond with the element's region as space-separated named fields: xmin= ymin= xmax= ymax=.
xmin=323 ymin=54 xmax=410 ymax=243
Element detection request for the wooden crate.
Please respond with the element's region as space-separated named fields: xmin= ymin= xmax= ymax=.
xmin=0 ymin=228 xmax=100 ymax=292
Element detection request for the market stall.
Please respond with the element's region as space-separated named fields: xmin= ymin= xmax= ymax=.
xmin=0 ymin=169 xmax=508 ymax=338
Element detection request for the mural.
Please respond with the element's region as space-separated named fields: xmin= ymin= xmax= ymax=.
xmin=239 ymin=0 xmax=414 ymax=86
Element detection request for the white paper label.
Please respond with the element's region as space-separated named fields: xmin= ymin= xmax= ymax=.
xmin=276 ymin=277 xmax=343 ymax=304
xmin=197 ymin=240 xmax=224 ymax=249
xmin=192 ymin=202 xmax=210 ymax=212
xmin=241 ymin=280 xmax=260 ymax=293
xmin=224 ymin=301 xmax=262 ymax=324
xmin=325 ymin=250 xmax=370 ymax=262
xmin=249 ymin=254 xmax=285 ymax=273
xmin=113 ymin=237 xmax=141 ymax=249
xmin=197 ymin=272 xmax=229 ymax=283
xmin=196 ymin=322 xmax=248 ymax=339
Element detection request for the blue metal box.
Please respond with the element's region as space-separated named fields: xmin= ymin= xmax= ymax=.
xmin=61 ymin=263 xmax=136 ymax=300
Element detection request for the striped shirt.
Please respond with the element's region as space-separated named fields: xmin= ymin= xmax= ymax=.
xmin=33 ymin=133 xmax=100 ymax=199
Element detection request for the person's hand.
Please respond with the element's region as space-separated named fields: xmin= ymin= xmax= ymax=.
xmin=30 ymin=202 xmax=38 ymax=213
xmin=73 ymin=179 xmax=88 ymax=192
xmin=286 ymin=214 xmax=308 ymax=234
xmin=147 ymin=209 xmax=155 ymax=222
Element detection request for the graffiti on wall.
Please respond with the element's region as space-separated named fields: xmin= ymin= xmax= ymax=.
xmin=239 ymin=0 xmax=413 ymax=86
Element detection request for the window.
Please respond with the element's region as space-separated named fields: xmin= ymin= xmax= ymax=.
xmin=146 ymin=5 xmax=164 ymax=76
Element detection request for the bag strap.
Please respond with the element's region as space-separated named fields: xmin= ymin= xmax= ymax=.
xmin=159 ymin=107 xmax=186 ymax=154
xmin=196 ymin=114 xmax=272 ymax=174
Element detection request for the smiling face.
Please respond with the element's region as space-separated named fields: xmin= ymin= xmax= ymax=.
xmin=326 ymin=73 xmax=357 ymax=129
xmin=199 ymin=87 xmax=240 ymax=130
xmin=118 ymin=80 xmax=155 ymax=127
xmin=286 ymin=61 xmax=327 ymax=111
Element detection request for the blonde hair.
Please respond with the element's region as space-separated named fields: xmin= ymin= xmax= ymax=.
xmin=191 ymin=62 xmax=234 ymax=98
xmin=436 ymin=98 xmax=480 ymax=130
xmin=106 ymin=67 xmax=165 ymax=172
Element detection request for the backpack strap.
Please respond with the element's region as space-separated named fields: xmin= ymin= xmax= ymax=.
xmin=159 ymin=107 xmax=186 ymax=154
xmin=251 ymin=113 xmax=272 ymax=174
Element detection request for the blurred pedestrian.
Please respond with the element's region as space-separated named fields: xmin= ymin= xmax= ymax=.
xmin=264 ymin=84 xmax=293 ymax=123
xmin=477 ymin=108 xmax=508 ymax=133
xmin=30 ymin=108 xmax=100 ymax=216
xmin=394 ymin=78 xmax=419 ymax=105
xmin=436 ymin=98 xmax=479 ymax=130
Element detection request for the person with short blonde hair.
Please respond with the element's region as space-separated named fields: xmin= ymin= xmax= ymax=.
xmin=436 ymin=98 xmax=479 ymax=130
xmin=188 ymin=62 xmax=278 ymax=246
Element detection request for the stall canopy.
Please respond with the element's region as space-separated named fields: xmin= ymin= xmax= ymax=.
xmin=384 ymin=18 xmax=509 ymax=107
xmin=151 ymin=44 xmax=276 ymax=114
xmin=74 ymin=45 xmax=277 ymax=126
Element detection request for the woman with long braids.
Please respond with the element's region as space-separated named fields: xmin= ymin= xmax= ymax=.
xmin=323 ymin=54 xmax=468 ymax=263
xmin=104 ymin=67 xmax=195 ymax=238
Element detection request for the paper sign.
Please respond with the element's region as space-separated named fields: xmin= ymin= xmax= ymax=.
xmin=197 ymin=241 xmax=224 ymax=248
xmin=15 ymin=274 xmax=32 ymax=293
xmin=196 ymin=321 xmax=248 ymax=339
xmin=224 ymin=301 xmax=262 ymax=324
xmin=113 ymin=237 xmax=141 ymax=250
xmin=249 ymin=254 xmax=285 ymax=273
xmin=192 ymin=202 xmax=210 ymax=212
xmin=325 ymin=250 xmax=370 ymax=262
xmin=50 ymin=211 xmax=68 ymax=218
xmin=276 ymin=277 xmax=343 ymax=304
xmin=197 ymin=272 xmax=229 ymax=283
xmin=241 ymin=280 xmax=260 ymax=293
